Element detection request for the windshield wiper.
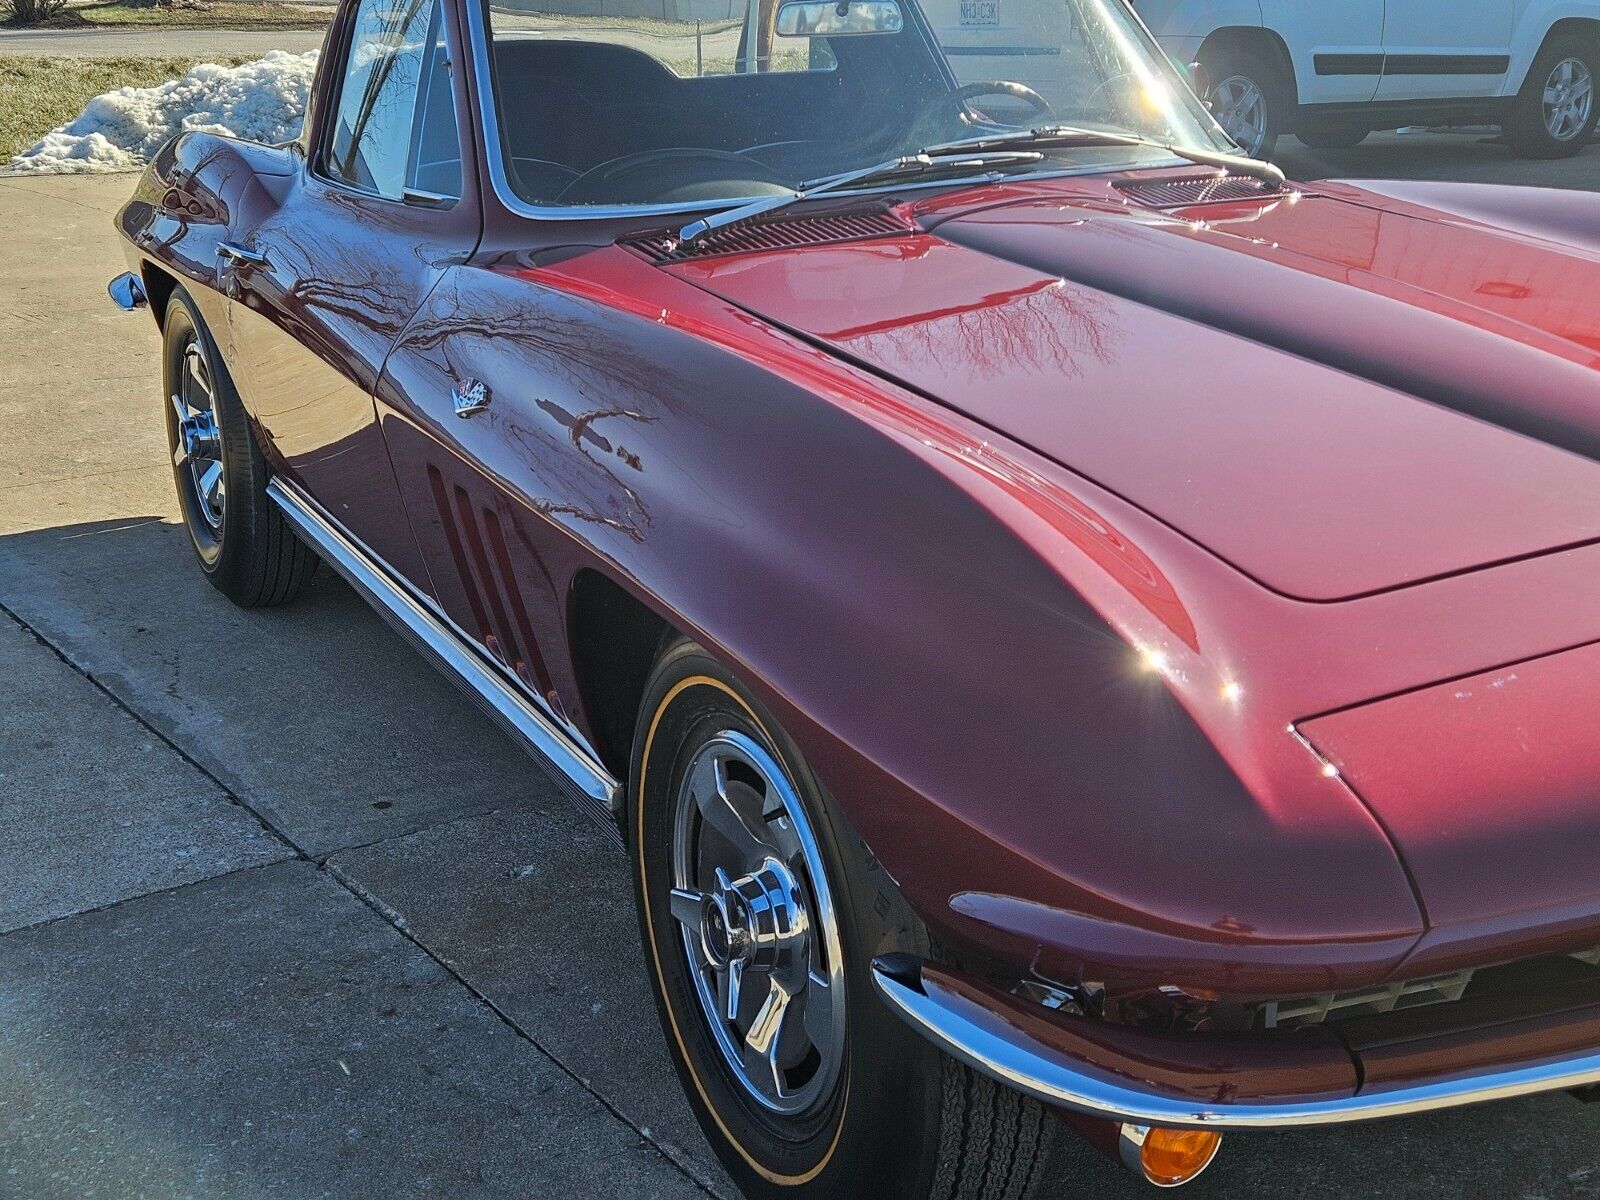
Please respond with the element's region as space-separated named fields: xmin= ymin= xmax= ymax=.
xmin=675 ymin=126 xmax=1282 ymax=248
xmin=922 ymin=125 xmax=1287 ymax=190
xmin=676 ymin=150 xmax=1044 ymax=246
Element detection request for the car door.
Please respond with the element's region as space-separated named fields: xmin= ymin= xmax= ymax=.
xmin=218 ymin=0 xmax=475 ymax=590
xmin=1375 ymin=0 xmax=1514 ymax=99
xmin=372 ymin=266 xmax=573 ymax=716
xmin=1260 ymin=0 xmax=1386 ymax=105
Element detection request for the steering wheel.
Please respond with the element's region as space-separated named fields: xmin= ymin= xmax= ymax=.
xmin=941 ymin=80 xmax=1057 ymax=127
xmin=558 ymin=147 xmax=791 ymax=205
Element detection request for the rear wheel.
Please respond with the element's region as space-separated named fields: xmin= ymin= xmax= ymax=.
xmin=1202 ymin=45 xmax=1290 ymax=159
xmin=1506 ymin=33 xmax=1599 ymax=158
xmin=630 ymin=640 xmax=1056 ymax=1199
xmin=161 ymin=288 xmax=316 ymax=607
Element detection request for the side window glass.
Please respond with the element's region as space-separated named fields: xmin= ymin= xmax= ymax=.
xmin=325 ymin=0 xmax=461 ymax=202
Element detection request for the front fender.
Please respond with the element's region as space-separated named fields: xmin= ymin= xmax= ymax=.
xmin=1505 ymin=2 xmax=1600 ymax=93
xmin=1323 ymin=178 xmax=1600 ymax=255
xmin=393 ymin=243 xmax=1423 ymax=999
xmin=113 ymin=131 xmax=302 ymax=328
xmin=1134 ymin=0 xmax=1263 ymax=44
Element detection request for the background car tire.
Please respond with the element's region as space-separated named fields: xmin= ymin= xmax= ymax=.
xmin=1201 ymin=45 xmax=1290 ymax=159
xmin=162 ymin=287 xmax=316 ymax=607
xmin=630 ymin=639 xmax=1057 ymax=1200
xmin=1295 ymin=117 xmax=1371 ymax=149
xmin=1505 ymin=33 xmax=1599 ymax=159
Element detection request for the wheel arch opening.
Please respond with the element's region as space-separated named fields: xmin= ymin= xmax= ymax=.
xmin=139 ymin=261 xmax=180 ymax=327
xmin=567 ymin=568 xmax=677 ymax=786
xmin=1544 ymin=16 xmax=1600 ymax=57
xmin=1197 ymin=26 xmax=1298 ymax=104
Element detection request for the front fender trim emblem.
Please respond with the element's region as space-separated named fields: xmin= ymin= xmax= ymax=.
xmin=452 ymin=379 xmax=491 ymax=418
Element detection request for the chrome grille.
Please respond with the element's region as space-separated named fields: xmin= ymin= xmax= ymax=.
xmin=1266 ymin=971 xmax=1473 ymax=1029
xmin=1266 ymin=944 xmax=1600 ymax=1029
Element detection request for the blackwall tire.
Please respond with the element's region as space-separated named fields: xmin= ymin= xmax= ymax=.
xmin=1506 ymin=34 xmax=1599 ymax=159
xmin=161 ymin=287 xmax=316 ymax=607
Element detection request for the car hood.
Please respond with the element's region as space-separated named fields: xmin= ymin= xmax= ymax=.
xmin=662 ymin=177 xmax=1600 ymax=601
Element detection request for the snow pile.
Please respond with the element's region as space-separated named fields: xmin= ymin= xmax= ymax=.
xmin=7 ymin=50 xmax=318 ymax=175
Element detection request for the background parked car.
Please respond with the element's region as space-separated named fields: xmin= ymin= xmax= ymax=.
xmin=1129 ymin=0 xmax=1600 ymax=159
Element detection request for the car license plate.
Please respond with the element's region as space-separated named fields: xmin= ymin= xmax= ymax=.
xmin=960 ymin=0 xmax=998 ymax=26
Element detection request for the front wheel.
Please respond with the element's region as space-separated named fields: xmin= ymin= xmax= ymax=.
xmin=630 ymin=640 xmax=1056 ymax=1199
xmin=1202 ymin=47 xmax=1290 ymax=159
xmin=1505 ymin=34 xmax=1599 ymax=158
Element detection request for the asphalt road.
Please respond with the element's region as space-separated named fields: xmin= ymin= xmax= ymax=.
xmin=1 ymin=157 xmax=1599 ymax=1200
xmin=0 ymin=25 xmax=327 ymax=56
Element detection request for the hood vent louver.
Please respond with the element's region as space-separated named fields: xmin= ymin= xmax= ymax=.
xmin=1117 ymin=174 xmax=1292 ymax=209
xmin=625 ymin=209 xmax=914 ymax=263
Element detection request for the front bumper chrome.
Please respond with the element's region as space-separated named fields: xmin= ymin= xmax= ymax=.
xmin=872 ymin=956 xmax=1600 ymax=1130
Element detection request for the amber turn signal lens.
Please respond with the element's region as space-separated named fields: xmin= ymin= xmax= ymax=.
xmin=1138 ymin=1128 xmax=1222 ymax=1187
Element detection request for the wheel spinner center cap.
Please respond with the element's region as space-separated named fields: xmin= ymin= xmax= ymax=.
xmin=700 ymin=859 xmax=808 ymax=976
xmin=700 ymin=890 xmax=752 ymax=969
xmin=179 ymin=410 xmax=220 ymax=459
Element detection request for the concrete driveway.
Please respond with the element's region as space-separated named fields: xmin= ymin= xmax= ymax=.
xmin=1 ymin=168 xmax=1599 ymax=1200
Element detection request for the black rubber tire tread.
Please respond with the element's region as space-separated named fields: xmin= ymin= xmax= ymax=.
xmin=930 ymin=1055 xmax=1054 ymax=1200
xmin=1505 ymin=33 xmax=1600 ymax=159
xmin=164 ymin=287 xmax=316 ymax=607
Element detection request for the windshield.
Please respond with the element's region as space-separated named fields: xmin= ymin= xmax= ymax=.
xmin=481 ymin=0 xmax=1228 ymax=210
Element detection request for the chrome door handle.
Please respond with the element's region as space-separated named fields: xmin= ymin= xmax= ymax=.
xmin=217 ymin=240 xmax=270 ymax=268
xmin=452 ymin=379 xmax=491 ymax=418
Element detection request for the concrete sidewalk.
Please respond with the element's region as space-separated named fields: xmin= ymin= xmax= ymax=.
xmin=0 ymin=25 xmax=325 ymax=56
xmin=1 ymin=173 xmax=1598 ymax=1200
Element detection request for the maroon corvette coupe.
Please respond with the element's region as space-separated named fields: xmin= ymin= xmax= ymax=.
xmin=109 ymin=0 xmax=1600 ymax=1191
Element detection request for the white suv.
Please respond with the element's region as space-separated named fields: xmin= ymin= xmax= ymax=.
xmin=1131 ymin=0 xmax=1599 ymax=159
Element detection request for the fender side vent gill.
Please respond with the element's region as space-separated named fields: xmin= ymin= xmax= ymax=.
xmin=1117 ymin=174 xmax=1292 ymax=209
xmin=625 ymin=209 xmax=914 ymax=263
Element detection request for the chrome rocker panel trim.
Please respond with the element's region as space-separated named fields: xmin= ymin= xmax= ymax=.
xmin=871 ymin=957 xmax=1600 ymax=1130
xmin=267 ymin=476 xmax=623 ymax=836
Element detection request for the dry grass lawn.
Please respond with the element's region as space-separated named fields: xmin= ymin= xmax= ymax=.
xmin=0 ymin=54 xmax=247 ymax=160
xmin=56 ymin=0 xmax=328 ymax=27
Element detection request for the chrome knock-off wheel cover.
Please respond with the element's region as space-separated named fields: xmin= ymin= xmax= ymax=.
xmin=171 ymin=340 xmax=226 ymax=535
xmin=669 ymin=731 xmax=847 ymax=1116
xmin=1544 ymin=57 xmax=1595 ymax=142
xmin=1212 ymin=74 xmax=1267 ymax=157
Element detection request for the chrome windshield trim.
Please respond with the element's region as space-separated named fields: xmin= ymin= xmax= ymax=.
xmin=267 ymin=476 xmax=622 ymax=829
xmin=872 ymin=957 xmax=1600 ymax=1130
xmin=464 ymin=0 xmax=1187 ymax=224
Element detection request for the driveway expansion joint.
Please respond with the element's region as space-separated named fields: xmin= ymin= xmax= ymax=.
xmin=0 ymin=595 xmax=306 ymax=860
xmin=0 ymin=594 xmax=725 ymax=1199
xmin=327 ymin=857 xmax=729 ymax=1199
xmin=0 ymin=856 xmax=288 ymax=941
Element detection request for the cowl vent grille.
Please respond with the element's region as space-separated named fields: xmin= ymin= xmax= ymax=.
xmin=1118 ymin=174 xmax=1290 ymax=209
xmin=625 ymin=209 xmax=913 ymax=263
